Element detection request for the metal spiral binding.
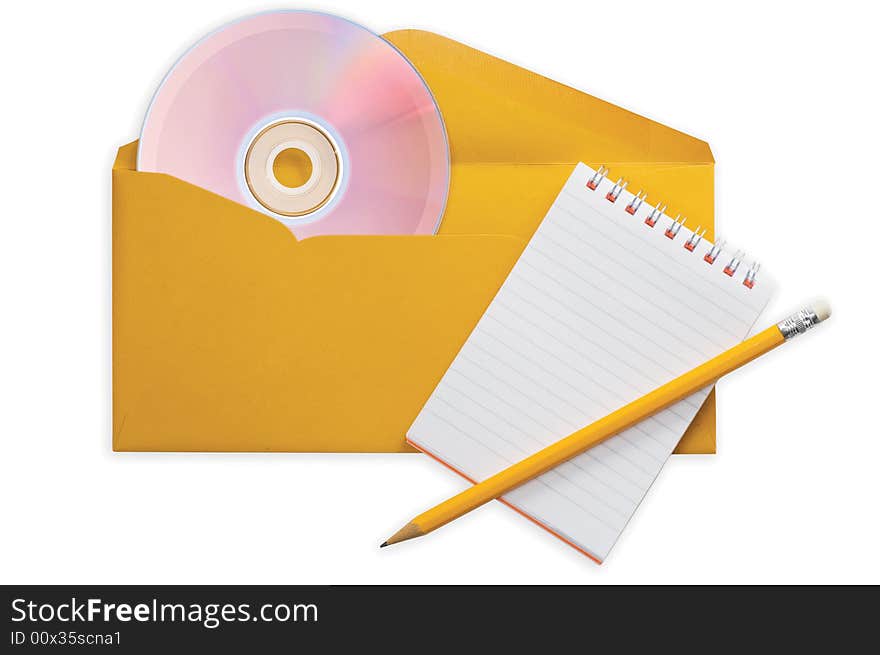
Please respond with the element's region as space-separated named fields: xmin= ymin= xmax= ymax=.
xmin=584 ymin=164 xmax=761 ymax=289
xmin=743 ymin=261 xmax=760 ymax=289
xmin=684 ymin=226 xmax=706 ymax=251
xmin=586 ymin=165 xmax=608 ymax=190
xmin=723 ymin=250 xmax=744 ymax=277
xmin=703 ymin=240 xmax=725 ymax=264
xmin=664 ymin=215 xmax=686 ymax=239
xmin=605 ymin=178 xmax=628 ymax=203
xmin=644 ymin=203 xmax=666 ymax=227
xmin=626 ymin=191 xmax=647 ymax=215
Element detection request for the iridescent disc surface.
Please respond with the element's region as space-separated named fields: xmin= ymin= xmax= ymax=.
xmin=138 ymin=11 xmax=449 ymax=238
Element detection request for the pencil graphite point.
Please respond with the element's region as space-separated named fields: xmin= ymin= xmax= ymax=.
xmin=380 ymin=541 xmax=388 ymax=548
xmin=381 ymin=522 xmax=424 ymax=548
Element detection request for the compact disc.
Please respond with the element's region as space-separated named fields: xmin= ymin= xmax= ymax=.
xmin=137 ymin=11 xmax=449 ymax=238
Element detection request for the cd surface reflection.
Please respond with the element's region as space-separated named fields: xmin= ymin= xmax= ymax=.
xmin=138 ymin=11 xmax=449 ymax=238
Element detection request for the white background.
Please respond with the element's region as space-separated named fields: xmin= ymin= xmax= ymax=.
xmin=1 ymin=0 xmax=877 ymax=584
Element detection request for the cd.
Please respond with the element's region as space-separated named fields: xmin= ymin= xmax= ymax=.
xmin=137 ymin=11 xmax=449 ymax=238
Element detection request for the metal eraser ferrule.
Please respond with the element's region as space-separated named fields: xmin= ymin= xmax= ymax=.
xmin=777 ymin=307 xmax=822 ymax=340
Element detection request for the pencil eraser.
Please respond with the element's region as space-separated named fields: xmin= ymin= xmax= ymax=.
xmin=812 ymin=299 xmax=832 ymax=322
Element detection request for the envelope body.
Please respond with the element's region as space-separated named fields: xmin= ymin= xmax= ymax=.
xmin=113 ymin=30 xmax=716 ymax=453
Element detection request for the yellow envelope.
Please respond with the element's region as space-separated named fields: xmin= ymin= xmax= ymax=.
xmin=113 ymin=30 xmax=716 ymax=453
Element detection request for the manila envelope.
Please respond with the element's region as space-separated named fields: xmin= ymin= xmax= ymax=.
xmin=113 ymin=30 xmax=716 ymax=453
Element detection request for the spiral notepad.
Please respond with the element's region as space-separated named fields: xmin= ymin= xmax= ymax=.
xmin=407 ymin=163 xmax=776 ymax=562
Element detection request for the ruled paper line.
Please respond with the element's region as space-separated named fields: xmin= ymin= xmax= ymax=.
xmin=457 ymin=349 xmax=661 ymax=477
xmin=433 ymin=387 xmax=643 ymax=506
xmin=561 ymin=186 xmax=762 ymax=316
xmin=474 ymin=326 xmax=675 ymax=450
xmin=482 ymin=309 xmax=695 ymax=429
xmin=421 ymin=410 xmax=625 ymax=532
xmin=537 ymin=222 xmax=742 ymax=344
xmin=441 ymin=368 xmax=652 ymax=492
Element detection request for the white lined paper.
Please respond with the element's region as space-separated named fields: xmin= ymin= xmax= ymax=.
xmin=407 ymin=164 xmax=775 ymax=561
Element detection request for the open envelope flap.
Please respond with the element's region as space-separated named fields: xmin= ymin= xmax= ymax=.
xmin=113 ymin=143 xmax=524 ymax=452
xmin=385 ymin=30 xmax=714 ymax=165
xmin=385 ymin=30 xmax=715 ymax=238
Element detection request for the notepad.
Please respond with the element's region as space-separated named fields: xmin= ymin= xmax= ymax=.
xmin=407 ymin=163 xmax=775 ymax=562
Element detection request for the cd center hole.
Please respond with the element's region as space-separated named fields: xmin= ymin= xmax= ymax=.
xmin=272 ymin=148 xmax=313 ymax=188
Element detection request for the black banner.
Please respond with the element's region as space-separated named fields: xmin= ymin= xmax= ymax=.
xmin=1 ymin=585 xmax=875 ymax=651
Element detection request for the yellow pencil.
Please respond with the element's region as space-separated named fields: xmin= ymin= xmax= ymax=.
xmin=382 ymin=300 xmax=831 ymax=548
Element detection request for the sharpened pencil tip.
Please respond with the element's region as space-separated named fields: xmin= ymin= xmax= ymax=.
xmin=381 ymin=523 xmax=424 ymax=547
